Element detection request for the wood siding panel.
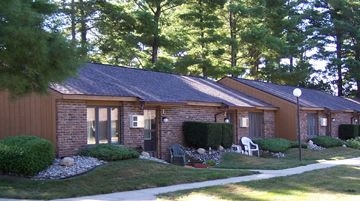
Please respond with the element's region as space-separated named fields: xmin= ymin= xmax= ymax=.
xmin=219 ymin=78 xmax=297 ymax=140
xmin=0 ymin=91 xmax=57 ymax=145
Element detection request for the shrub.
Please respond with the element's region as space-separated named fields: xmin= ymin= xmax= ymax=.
xmin=338 ymin=124 xmax=359 ymax=140
xmin=183 ymin=121 xmax=233 ymax=148
xmin=310 ymin=136 xmax=343 ymax=148
xmin=0 ymin=135 xmax=55 ymax=176
xmin=221 ymin=124 xmax=233 ymax=148
xmin=345 ymin=137 xmax=360 ymax=149
xmin=253 ymin=138 xmax=293 ymax=153
xmin=79 ymin=144 xmax=139 ymax=161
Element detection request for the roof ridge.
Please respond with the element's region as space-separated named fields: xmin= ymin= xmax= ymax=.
xmin=87 ymin=62 xmax=212 ymax=81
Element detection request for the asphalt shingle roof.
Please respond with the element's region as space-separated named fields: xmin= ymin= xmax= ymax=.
xmin=231 ymin=78 xmax=360 ymax=111
xmin=51 ymin=63 xmax=273 ymax=108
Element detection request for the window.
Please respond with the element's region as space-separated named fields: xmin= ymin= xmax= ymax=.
xmin=307 ymin=113 xmax=318 ymax=137
xmin=87 ymin=107 xmax=120 ymax=144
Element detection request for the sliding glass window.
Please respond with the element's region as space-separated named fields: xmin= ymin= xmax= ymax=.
xmin=87 ymin=107 xmax=120 ymax=144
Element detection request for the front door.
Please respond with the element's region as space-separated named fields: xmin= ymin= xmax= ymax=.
xmin=144 ymin=110 xmax=157 ymax=156
xmin=249 ymin=112 xmax=264 ymax=138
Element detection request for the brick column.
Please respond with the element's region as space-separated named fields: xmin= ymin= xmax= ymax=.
xmin=56 ymin=100 xmax=87 ymax=157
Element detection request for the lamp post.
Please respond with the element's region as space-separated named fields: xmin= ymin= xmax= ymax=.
xmin=293 ymin=88 xmax=302 ymax=161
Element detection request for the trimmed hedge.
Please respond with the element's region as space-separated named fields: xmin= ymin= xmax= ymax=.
xmin=79 ymin=144 xmax=139 ymax=161
xmin=0 ymin=135 xmax=55 ymax=176
xmin=310 ymin=136 xmax=343 ymax=148
xmin=183 ymin=121 xmax=233 ymax=148
xmin=338 ymin=124 xmax=359 ymax=140
xmin=253 ymin=138 xmax=294 ymax=153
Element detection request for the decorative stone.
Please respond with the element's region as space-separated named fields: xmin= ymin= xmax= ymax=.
xmin=343 ymin=144 xmax=347 ymax=148
xmin=141 ymin=151 xmax=150 ymax=158
xmin=60 ymin=157 xmax=75 ymax=167
xmin=218 ymin=145 xmax=224 ymax=151
xmin=197 ymin=148 xmax=206 ymax=154
xmin=33 ymin=156 xmax=105 ymax=180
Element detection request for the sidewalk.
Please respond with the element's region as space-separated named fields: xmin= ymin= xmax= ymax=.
xmin=3 ymin=157 xmax=360 ymax=201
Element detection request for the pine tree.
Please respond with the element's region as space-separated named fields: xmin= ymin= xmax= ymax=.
xmin=0 ymin=0 xmax=82 ymax=96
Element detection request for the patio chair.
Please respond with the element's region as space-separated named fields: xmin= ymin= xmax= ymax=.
xmin=169 ymin=143 xmax=186 ymax=166
xmin=241 ymin=137 xmax=259 ymax=157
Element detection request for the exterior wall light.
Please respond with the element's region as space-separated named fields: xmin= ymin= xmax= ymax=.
xmin=162 ymin=117 xmax=169 ymax=123
xmin=224 ymin=118 xmax=230 ymax=123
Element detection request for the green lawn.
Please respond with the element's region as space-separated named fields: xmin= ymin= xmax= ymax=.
xmin=158 ymin=165 xmax=360 ymax=201
xmin=0 ymin=159 xmax=253 ymax=200
xmin=1 ymin=147 xmax=360 ymax=200
xmin=216 ymin=147 xmax=360 ymax=169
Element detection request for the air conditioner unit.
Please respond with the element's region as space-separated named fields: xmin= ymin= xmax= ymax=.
xmin=319 ymin=117 xmax=327 ymax=127
xmin=240 ymin=117 xmax=249 ymax=128
xmin=130 ymin=115 xmax=144 ymax=128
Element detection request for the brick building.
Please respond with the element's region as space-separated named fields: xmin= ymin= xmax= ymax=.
xmin=219 ymin=77 xmax=360 ymax=141
xmin=0 ymin=63 xmax=276 ymax=160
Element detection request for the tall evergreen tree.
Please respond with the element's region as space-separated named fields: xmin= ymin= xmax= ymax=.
xmin=0 ymin=0 xmax=82 ymax=96
xmin=176 ymin=0 xmax=227 ymax=77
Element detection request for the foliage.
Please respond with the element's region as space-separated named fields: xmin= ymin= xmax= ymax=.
xmin=0 ymin=135 xmax=55 ymax=176
xmin=253 ymin=138 xmax=294 ymax=153
xmin=78 ymin=144 xmax=139 ymax=161
xmin=183 ymin=121 xmax=233 ymax=148
xmin=338 ymin=124 xmax=359 ymax=140
xmin=0 ymin=0 xmax=83 ymax=96
xmin=50 ymin=0 xmax=360 ymax=96
xmin=310 ymin=136 xmax=344 ymax=148
xmin=221 ymin=124 xmax=234 ymax=148
xmin=345 ymin=137 xmax=360 ymax=149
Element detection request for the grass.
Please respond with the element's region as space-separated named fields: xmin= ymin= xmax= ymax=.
xmin=0 ymin=159 xmax=253 ymax=200
xmin=158 ymin=165 xmax=360 ymax=201
xmin=216 ymin=147 xmax=360 ymax=170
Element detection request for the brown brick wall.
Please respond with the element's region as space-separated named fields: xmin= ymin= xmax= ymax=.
xmin=237 ymin=111 xmax=249 ymax=142
xmin=56 ymin=100 xmax=87 ymax=157
xmin=297 ymin=111 xmax=353 ymax=141
xmin=264 ymin=111 xmax=276 ymax=138
xmin=159 ymin=105 xmax=221 ymax=160
xmin=331 ymin=112 xmax=353 ymax=137
xmin=121 ymin=102 xmax=144 ymax=150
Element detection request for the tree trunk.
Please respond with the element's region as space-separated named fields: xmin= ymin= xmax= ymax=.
xmin=336 ymin=33 xmax=343 ymax=96
xmin=70 ymin=0 xmax=76 ymax=42
xmin=151 ymin=4 xmax=161 ymax=64
xmin=79 ymin=0 xmax=87 ymax=55
xmin=229 ymin=0 xmax=238 ymax=76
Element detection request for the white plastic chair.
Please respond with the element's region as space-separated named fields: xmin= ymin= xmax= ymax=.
xmin=241 ymin=137 xmax=260 ymax=157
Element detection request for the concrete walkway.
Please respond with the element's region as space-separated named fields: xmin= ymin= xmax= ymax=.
xmin=2 ymin=157 xmax=360 ymax=201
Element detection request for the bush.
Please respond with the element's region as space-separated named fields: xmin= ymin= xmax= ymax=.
xmin=338 ymin=124 xmax=359 ymax=140
xmin=79 ymin=144 xmax=139 ymax=161
xmin=183 ymin=121 xmax=233 ymax=148
xmin=253 ymin=138 xmax=294 ymax=153
xmin=310 ymin=136 xmax=343 ymax=148
xmin=221 ymin=124 xmax=233 ymax=148
xmin=0 ymin=135 xmax=55 ymax=176
xmin=345 ymin=137 xmax=360 ymax=149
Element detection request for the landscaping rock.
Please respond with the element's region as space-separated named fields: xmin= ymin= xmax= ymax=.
xmin=307 ymin=140 xmax=325 ymax=151
xmin=218 ymin=145 xmax=224 ymax=151
xmin=33 ymin=156 xmax=105 ymax=180
xmin=60 ymin=157 xmax=75 ymax=167
xmin=141 ymin=151 xmax=150 ymax=158
xmin=197 ymin=148 xmax=206 ymax=154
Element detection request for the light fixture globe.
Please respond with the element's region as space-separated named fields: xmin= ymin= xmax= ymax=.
xmin=293 ymin=88 xmax=302 ymax=97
